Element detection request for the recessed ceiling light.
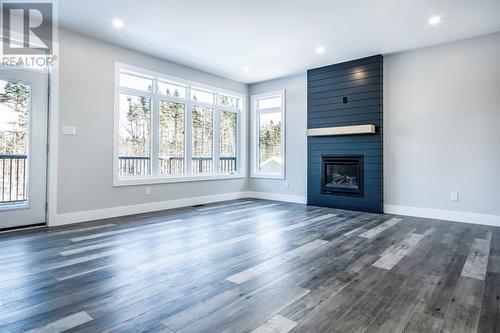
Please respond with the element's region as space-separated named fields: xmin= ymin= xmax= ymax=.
xmin=112 ymin=18 xmax=124 ymax=29
xmin=316 ymin=46 xmax=326 ymax=54
xmin=242 ymin=66 xmax=250 ymax=72
xmin=428 ymin=15 xmax=441 ymax=26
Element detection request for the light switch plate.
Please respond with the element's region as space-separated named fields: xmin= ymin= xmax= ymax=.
xmin=450 ymin=192 xmax=459 ymax=201
xmin=62 ymin=125 xmax=76 ymax=136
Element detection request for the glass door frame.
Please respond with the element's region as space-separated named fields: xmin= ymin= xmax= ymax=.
xmin=0 ymin=67 xmax=49 ymax=229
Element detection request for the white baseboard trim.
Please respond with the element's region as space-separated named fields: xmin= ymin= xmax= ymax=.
xmin=247 ymin=191 xmax=307 ymax=204
xmin=52 ymin=191 xmax=307 ymax=227
xmin=53 ymin=194 xmax=499 ymax=228
xmin=52 ymin=192 xmax=248 ymax=226
xmin=384 ymin=204 xmax=500 ymax=227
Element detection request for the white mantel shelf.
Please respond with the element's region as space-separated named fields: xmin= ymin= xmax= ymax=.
xmin=306 ymin=124 xmax=376 ymax=137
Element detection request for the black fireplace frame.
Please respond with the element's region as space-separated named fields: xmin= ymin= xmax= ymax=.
xmin=321 ymin=155 xmax=364 ymax=197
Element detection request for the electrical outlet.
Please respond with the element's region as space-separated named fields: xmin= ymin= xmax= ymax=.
xmin=284 ymin=181 xmax=289 ymax=188
xmin=62 ymin=125 xmax=76 ymax=136
xmin=450 ymin=192 xmax=458 ymax=201
xmin=145 ymin=187 xmax=151 ymax=196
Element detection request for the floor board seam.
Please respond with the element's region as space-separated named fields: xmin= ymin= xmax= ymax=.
xmin=361 ymin=291 xmax=398 ymax=333
xmin=467 ymin=232 xmax=492 ymax=333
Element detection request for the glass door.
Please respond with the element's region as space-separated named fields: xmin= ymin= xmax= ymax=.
xmin=0 ymin=68 xmax=48 ymax=229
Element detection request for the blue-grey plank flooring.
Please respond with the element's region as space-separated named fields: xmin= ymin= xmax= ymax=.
xmin=0 ymin=199 xmax=498 ymax=332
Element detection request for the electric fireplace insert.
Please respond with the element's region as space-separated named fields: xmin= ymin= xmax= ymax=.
xmin=321 ymin=155 xmax=364 ymax=197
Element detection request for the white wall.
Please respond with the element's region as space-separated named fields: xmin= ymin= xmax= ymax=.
xmin=56 ymin=30 xmax=248 ymax=217
xmin=246 ymin=33 xmax=500 ymax=224
xmin=384 ymin=32 xmax=500 ymax=221
xmin=53 ymin=29 xmax=500 ymax=225
xmin=248 ymin=74 xmax=308 ymax=203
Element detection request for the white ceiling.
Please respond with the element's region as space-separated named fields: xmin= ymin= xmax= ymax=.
xmin=58 ymin=0 xmax=500 ymax=84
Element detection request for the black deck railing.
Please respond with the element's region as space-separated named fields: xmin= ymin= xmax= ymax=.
xmin=0 ymin=154 xmax=237 ymax=204
xmin=0 ymin=154 xmax=28 ymax=204
xmin=119 ymin=156 xmax=236 ymax=176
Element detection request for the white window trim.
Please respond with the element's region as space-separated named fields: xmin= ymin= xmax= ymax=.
xmin=250 ymin=90 xmax=286 ymax=179
xmin=113 ymin=62 xmax=247 ymax=186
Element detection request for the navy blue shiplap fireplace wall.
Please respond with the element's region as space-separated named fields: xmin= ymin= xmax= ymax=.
xmin=307 ymin=55 xmax=383 ymax=213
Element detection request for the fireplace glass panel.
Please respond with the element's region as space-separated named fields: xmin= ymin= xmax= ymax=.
xmin=322 ymin=155 xmax=364 ymax=196
xmin=325 ymin=164 xmax=359 ymax=190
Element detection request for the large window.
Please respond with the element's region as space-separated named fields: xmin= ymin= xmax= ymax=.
xmin=251 ymin=90 xmax=285 ymax=179
xmin=115 ymin=63 xmax=245 ymax=185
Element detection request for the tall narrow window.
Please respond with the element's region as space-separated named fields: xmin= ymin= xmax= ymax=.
xmin=159 ymin=101 xmax=185 ymax=175
xmin=118 ymin=94 xmax=151 ymax=176
xmin=191 ymin=106 xmax=213 ymax=173
xmin=251 ymin=91 xmax=285 ymax=178
xmin=219 ymin=110 xmax=237 ymax=173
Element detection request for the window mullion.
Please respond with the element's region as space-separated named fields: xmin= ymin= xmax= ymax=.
xmin=235 ymin=110 xmax=241 ymax=174
xmin=280 ymin=102 xmax=286 ymax=178
xmin=185 ymin=87 xmax=193 ymax=175
xmin=213 ymin=101 xmax=221 ymax=173
xmin=255 ymin=108 xmax=260 ymax=175
xmin=151 ymin=79 xmax=160 ymax=176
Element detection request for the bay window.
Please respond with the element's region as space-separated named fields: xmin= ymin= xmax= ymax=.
xmin=114 ymin=63 xmax=245 ymax=185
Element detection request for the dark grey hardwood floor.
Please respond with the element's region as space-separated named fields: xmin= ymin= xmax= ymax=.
xmin=0 ymin=199 xmax=499 ymax=333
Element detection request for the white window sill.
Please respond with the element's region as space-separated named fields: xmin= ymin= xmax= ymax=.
xmin=250 ymin=174 xmax=285 ymax=180
xmin=113 ymin=173 xmax=246 ymax=187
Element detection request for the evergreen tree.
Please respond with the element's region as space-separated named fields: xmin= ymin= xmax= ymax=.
xmin=118 ymin=88 xmax=239 ymax=174
xmin=259 ymin=119 xmax=281 ymax=163
xmin=120 ymin=96 xmax=151 ymax=157
xmin=159 ymin=101 xmax=184 ymax=172
xmin=0 ymin=81 xmax=30 ymax=154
